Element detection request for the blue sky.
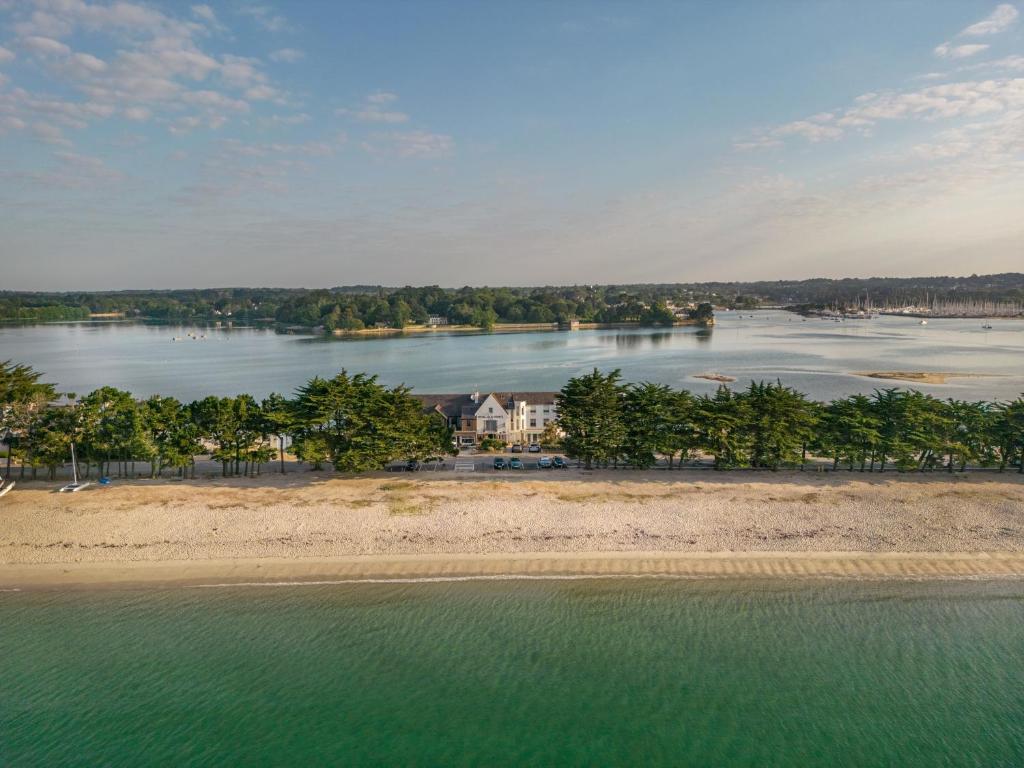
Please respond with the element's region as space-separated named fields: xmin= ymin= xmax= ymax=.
xmin=1 ymin=0 xmax=1022 ymax=289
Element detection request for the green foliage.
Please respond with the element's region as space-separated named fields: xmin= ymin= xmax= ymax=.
xmin=557 ymin=369 xmax=627 ymax=469
xmin=3 ymin=357 xmax=1022 ymax=480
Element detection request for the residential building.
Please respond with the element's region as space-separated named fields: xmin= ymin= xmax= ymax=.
xmin=416 ymin=391 xmax=560 ymax=448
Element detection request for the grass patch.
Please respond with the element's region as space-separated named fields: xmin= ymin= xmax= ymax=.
xmin=379 ymin=481 xmax=413 ymax=492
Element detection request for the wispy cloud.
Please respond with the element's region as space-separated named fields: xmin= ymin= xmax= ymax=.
xmin=934 ymin=42 xmax=990 ymax=60
xmin=362 ymin=130 xmax=454 ymax=158
xmin=336 ymin=92 xmax=410 ymax=123
xmin=238 ymin=4 xmax=288 ymax=33
xmin=960 ymin=3 xmax=1019 ymax=36
xmin=934 ymin=4 xmax=1018 ymax=59
xmin=269 ymin=48 xmax=304 ymax=63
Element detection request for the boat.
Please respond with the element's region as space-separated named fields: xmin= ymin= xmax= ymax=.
xmin=0 ymin=478 xmax=13 ymax=498
xmin=59 ymin=443 xmax=91 ymax=493
xmin=982 ymin=323 xmax=993 ymax=330
xmin=919 ymin=320 xmax=928 ymax=325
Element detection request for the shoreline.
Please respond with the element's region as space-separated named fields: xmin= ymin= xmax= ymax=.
xmin=4 ymin=551 xmax=1024 ymax=590
xmin=3 ymin=474 xmax=1024 ymax=589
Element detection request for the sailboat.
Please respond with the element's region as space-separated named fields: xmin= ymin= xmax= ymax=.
xmin=59 ymin=443 xmax=91 ymax=493
xmin=0 ymin=476 xmax=13 ymax=498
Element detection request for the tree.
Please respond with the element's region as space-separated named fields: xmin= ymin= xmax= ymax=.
xmin=556 ymin=369 xmax=626 ymax=469
xmin=689 ymin=303 xmax=714 ymax=323
xmin=0 ymin=361 xmax=57 ymax=480
xmin=621 ymin=382 xmax=675 ymax=468
xmin=292 ymin=370 xmax=439 ymax=471
xmin=694 ymin=386 xmax=750 ymax=469
xmin=743 ymin=381 xmax=819 ymax=470
xmin=639 ymin=302 xmax=675 ymax=327
xmin=261 ymin=393 xmax=295 ymax=474
xmin=992 ymin=397 xmax=1024 ymax=473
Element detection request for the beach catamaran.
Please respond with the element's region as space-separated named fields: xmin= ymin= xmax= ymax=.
xmin=0 ymin=476 xmax=12 ymax=498
xmin=59 ymin=443 xmax=91 ymax=493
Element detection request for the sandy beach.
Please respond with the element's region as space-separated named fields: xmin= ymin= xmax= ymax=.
xmin=2 ymin=472 xmax=1023 ymax=587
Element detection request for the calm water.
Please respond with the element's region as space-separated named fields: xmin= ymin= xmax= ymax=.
xmin=2 ymin=312 xmax=1023 ymax=401
xmin=2 ymin=579 xmax=1023 ymax=766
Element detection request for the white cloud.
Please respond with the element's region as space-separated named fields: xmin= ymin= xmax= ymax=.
xmin=960 ymin=3 xmax=1019 ymax=36
xmin=21 ymin=35 xmax=71 ymax=57
xmin=239 ymin=5 xmax=288 ymax=32
xmin=933 ymin=5 xmax=1018 ymax=63
xmin=0 ymin=46 xmax=15 ymax=64
xmin=0 ymin=1 xmax=288 ymax=139
xmin=31 ymin=121 xmax=71 ymax=146
xmin=364 ymin=130 xmax=454 ymax=158
xmin=337 ymin=92 xmax=410 ymax=123
xmin=123 ymin=106 xmax=151 ymax=121
xmin=191 ymin=5 xmax=217 ymax=23
xmin=741 ymin=77 xmax=1024 ymax=148
xmin=935 ymin=42 xmax=990 ymax=60
xmin=168 ymin=115 xmax=201 ymax=135
xmin=72 ymin=52 xmax=107 ymax=73
xmin=244 ymin=84 xmax=278 ymax=101
xmin=260 ymin=112 xmax=311 ymax=126
xmin=0 ymin=115 xmax=27 ymax=132
xmin=269 ymin=48 xmax=304 ymax=63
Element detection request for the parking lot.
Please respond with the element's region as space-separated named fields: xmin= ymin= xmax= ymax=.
xmin=389 ymin=451 xmax=572 ymax=472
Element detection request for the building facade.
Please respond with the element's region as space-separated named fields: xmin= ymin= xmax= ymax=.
xmin=417 ymin=391 xmax=559 ymax=448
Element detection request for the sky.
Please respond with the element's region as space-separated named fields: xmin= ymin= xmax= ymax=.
xmin=1 ymin=0 xmax=1023 ymax=290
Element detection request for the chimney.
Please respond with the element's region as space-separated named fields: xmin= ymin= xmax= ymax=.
xmin=471 ymin=391 xmax=479 ymax=403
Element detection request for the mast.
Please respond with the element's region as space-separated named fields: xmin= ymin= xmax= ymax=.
xmin=71 ymin=443 xmax=78 ymax=485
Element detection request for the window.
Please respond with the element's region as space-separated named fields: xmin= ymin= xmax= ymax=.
xmin=485 ymin=419 xmax=498 ymax=432
xmin=488 ymin=407 xmax=494 ymax=413
xmin=530 ymin=419 xmax=536 ymax=427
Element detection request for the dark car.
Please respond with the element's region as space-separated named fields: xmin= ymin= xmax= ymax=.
xmin=405 ymin=460 xmax=420 ymax=472
xmin=509 ymin=457 xmax=524 ymax=470
xmin=552 ymin=456 xmax=567 ymax=469
xmin=538 ymin=456 xmax=552 ymax=468
xmin=527 ymin=443 xmax=541 ymax=453
xmin=493 ymin=457 xmax=508 ymax=470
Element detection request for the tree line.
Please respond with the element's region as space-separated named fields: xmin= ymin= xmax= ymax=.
xmin=4 ymin=274 xmax=1023 ymax=326
xmin=556 ymin=370 xmax=1024 ymax=473
xmin=0 ymin=286 xmax=716 ymax=329
xmin=0 ymin=362 xmax=453 ymax=481
xmin=3 ymin=360 xmax=1023 ymax=481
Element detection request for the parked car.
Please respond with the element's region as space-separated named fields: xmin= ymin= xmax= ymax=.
xmin=552 ymin=456 xmax=567 ymax=469
xmin=510 ymin=443 xmax=524 ymax=453
xmin=538 ymin=456 xmax=552 ymax=468
xmin=493 ymin=457 xmax=508 ymax=470
xmin=405 ymin=460 xmax=420 ymax=472
xmin=528 ymin=443 xmax=541 ymax=453
xmin=509 ymin=457 xmax=524 ymax=469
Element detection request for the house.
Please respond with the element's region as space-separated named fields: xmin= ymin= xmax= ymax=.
xmin=416 ymin=391 xmax=560 ymax=448
xmin=427 ymin=315 xmax=448 ymax=326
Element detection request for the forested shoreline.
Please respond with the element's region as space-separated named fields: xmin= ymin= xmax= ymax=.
xmin=0 ymin=286 xmax=717 ymax=330
xmin=3 ymin=361 xmax=1023 ymax=481
xmin=3 ymin=272 xmax=1023 ymax=327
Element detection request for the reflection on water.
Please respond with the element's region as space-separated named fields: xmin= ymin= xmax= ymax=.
xmin=599 ymin=331 xmax=677 ymax=349
xmin=1 ymin=312 xmax=1021 ymax=402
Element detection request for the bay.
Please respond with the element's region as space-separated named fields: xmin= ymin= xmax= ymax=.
xmin=2 ymin=578 xmax=1022 ymax=766
xmin=1 ymin=311 xmax=1022 ymax=401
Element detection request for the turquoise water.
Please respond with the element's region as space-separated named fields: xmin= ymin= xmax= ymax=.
xmin=1 ymin=312 xmax=1022 ymax=401
xmin=2 ymin=579 xmax=1023 ymax=766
